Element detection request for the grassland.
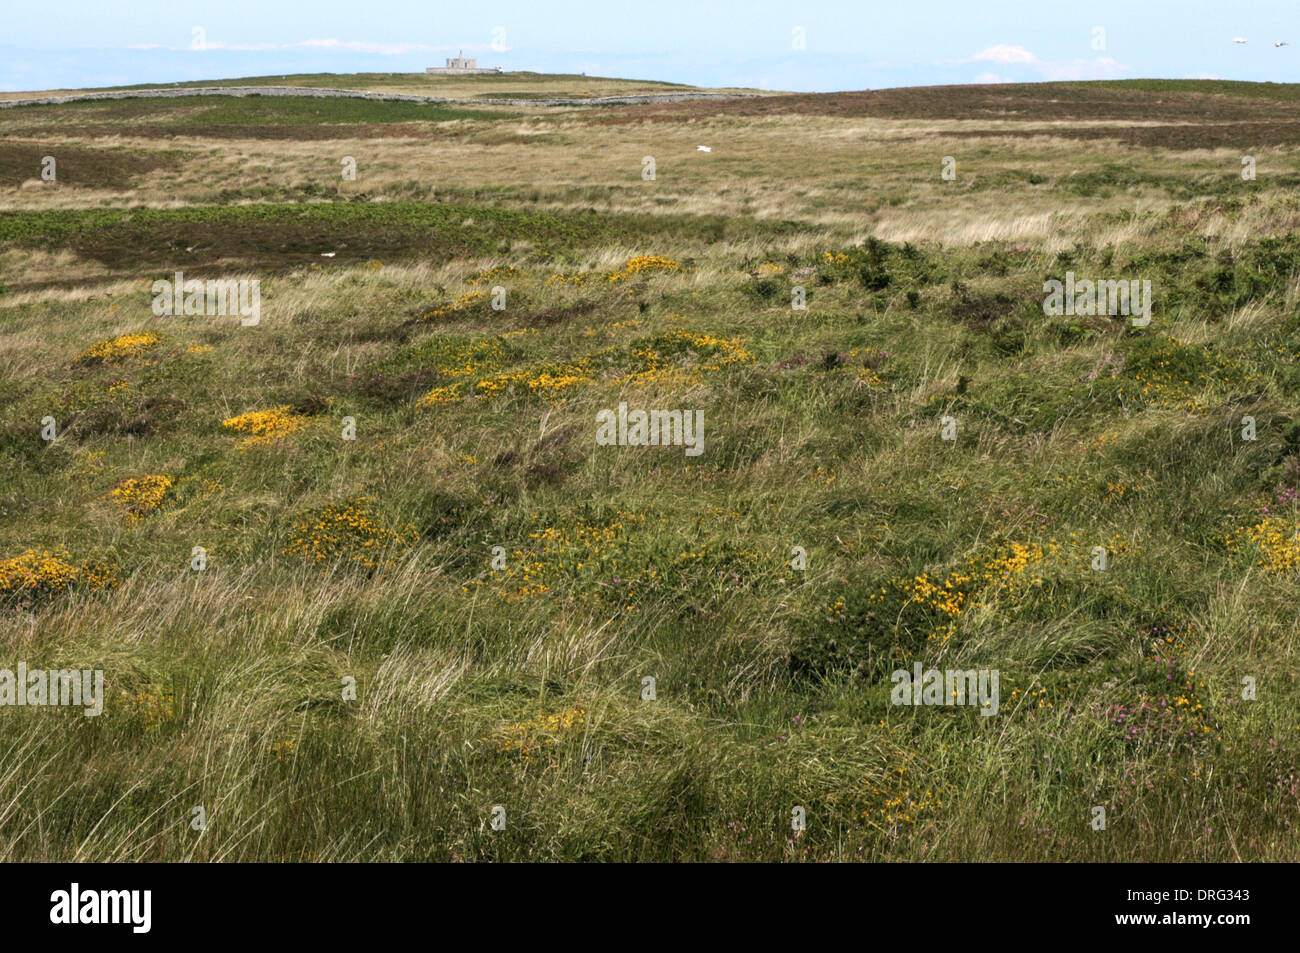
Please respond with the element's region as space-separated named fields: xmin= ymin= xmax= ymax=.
xmin=0 ymin=71 xmax=745 ymax=103
xmin=0 ymin=76 xmax=1297 ymax=861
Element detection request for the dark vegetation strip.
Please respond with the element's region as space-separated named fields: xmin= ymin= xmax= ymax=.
xmin=589 ymin=82 xmax=1300 ymax=124
xmin=0 ymin=143 xmax=185 ymax=188
xmin=1097 ymin=78 xmax=1300 ymax=102
xmin=940 ymin=121 xmax=1300 ymax=149
xmin=0 ymin=95 xmax=515 ymax=124
xmin=0 ymin=200 xmax=814 ymax=273
xmin=0 ymin=87 xmax=758 ymax=111
xmin=0 ymin=123 xmax=455 ymax=141
xmin=3 ymin=71 xmax=695 ymax=93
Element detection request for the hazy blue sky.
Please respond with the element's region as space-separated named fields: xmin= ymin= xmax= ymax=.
xmin=2 ymin=1 xmax=1296 ymax=92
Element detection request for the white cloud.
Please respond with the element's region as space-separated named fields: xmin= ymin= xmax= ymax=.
xmin=952 ymin=45 xmax=1132 ymax=82
xmin=970 ymin=44 xmax=1039 ymax=65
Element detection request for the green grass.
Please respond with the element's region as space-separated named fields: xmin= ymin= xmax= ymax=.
xmin=95 ymin=71 xmax=695 ymax=92
xmin=6 ymin=94 xmax=513 ymax=125
xmin=1097 ymin=78 xmax=1300 ymax=102
xmin=0 ymin=78 xmax=1298 ymax=862
xmin=0 ymin=201 xmax=810 ymax=273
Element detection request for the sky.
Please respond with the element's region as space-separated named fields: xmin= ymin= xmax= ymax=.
xmin=1 ymin=1 xmax=1297 ymax=93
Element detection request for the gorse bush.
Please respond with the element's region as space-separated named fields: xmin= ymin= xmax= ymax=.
xmin=109 ymin=474 xmax=173 ymax=522
xmin=284 ymin=497 xmax=418 ymax=572
xmin=0 ymin=549 xmax=118 ymax=606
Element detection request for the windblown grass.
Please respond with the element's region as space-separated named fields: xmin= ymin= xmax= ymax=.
xmin=0 ymin=75 xmax=1297 ymax=861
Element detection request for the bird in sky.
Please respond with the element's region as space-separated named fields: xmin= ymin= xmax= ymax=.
xmin=1276 ymin=41 xmax=1289 ymax=47
xmin=1233 ymin=37 xmax=1248 ymax=44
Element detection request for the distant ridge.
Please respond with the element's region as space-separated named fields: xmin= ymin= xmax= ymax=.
xmin=0 ymin=85 xmax=765 ymax=110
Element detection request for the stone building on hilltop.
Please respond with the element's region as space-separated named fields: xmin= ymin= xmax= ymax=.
xmin=427 ymin=50 xmax=503 ymax=75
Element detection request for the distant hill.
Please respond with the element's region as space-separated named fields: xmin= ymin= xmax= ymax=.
xmin=0 ymin=71 xmax=769 ymax=104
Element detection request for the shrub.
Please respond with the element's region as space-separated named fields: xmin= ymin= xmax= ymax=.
xmin=73 ymin=332 xmax=160 ymax=366
xmin=0 ymin=549 xmax=118 ymax=607
xmin=284 ymin=497 xmax=418 ymax=572
xmin=221 ymin=406 xmax=311 ymax=448
xmin=109 ymin=474 xmax=173 ymax=522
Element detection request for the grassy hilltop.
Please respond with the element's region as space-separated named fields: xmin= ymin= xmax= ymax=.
xmin=0 ymin=70 xmax=757 ymax=103
xmin=0 ymin=75 xmax=1298 ymax=861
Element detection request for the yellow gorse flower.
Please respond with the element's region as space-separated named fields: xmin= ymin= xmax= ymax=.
xmin=415 ymin=325 xmax=746 ymax=407
xmin=487 ymin=706 xmax=587 ymax=761
xmin=271 ymin=739 xmax=297 ymax=762
xmin=609 ymin=255 xmax=682 ymax=280
xmin=222 ymin=406 xmax=310 ymax=449
xmin=547 ymin=256 xmax=684 ymax=287
xmin=284 ymin=496 xmax=418 ymax=572
xmin=74 ymin=332 xmax=160 ymax=365
xmin=421 ymin=290 xmax=488 ymax=321
xmin=467 ymin=265 xmax=523 ymax=285
xmin=0 ymin=549 xmax=118 ymax=597
xmin=125 ymin=691 xmax=174 ymax=730
xmin=1226 ymin=514 xmax=1300 ymax=573
xmin=109 ymin=474 xmax=173 ymax=522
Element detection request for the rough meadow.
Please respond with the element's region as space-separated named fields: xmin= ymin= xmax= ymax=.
xmin=0 ymin=74 xmax=1297 ymax=861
